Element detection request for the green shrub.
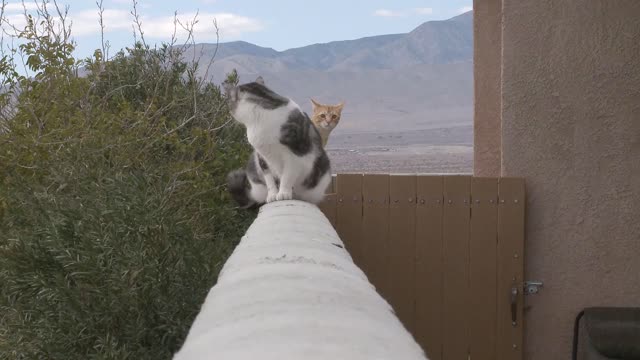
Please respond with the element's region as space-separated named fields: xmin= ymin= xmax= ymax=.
xmin=0 ymin=4 xmax=254 ymax=359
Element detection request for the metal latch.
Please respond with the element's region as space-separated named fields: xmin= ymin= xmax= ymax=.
xmin=524 ymin=281 xmax=544 ymax=295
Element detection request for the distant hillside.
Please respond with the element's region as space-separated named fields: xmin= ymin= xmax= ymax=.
xmin=190 ymin=11 xmax=473 ymax=136
xmin=194 ymin=11 xmax=472 ymax=72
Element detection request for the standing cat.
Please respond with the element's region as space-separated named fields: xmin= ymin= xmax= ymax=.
xmin=310 ymin=99 xmax=344 ymax=147
xmin=224 ymin=77 xmax=331 ymax=208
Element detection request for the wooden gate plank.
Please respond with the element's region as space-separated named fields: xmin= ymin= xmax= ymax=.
xmin=362 ymin=174 xmax=390 ymax=298
xmin=388 ymin=174 xmax=417 ymax=333
xmin=318 ymin=174 xmax=337 ymax=229
xmin=336 ymin=174 xmax=363 ymax=267
xmin=497 ymin=178 xmax=525 ymax=360
xmin=414 ymin=175 xmax=444 ymax=360
xmin=325 ymin=175 xmax=334 ymax=194
xmin=318 ymin=193 xmax=337 ymax=229
xmin=331 ymin=174 xmax=337 ymax=193
xmin=469 ymin=178 xmax=499 ymax=360
xmin=442 ymin=175 xmax=471 ymax=360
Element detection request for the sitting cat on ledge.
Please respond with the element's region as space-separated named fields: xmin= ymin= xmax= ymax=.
xmin=225 ymin=77 xmax=332 ymax=209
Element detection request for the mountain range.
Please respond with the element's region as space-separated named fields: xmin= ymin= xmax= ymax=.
xmin=192 ymin=11 xmax=473 ymax=136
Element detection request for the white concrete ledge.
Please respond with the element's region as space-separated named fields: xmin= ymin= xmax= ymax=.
xmin=174 ymin=200 xmax=427 ymax=360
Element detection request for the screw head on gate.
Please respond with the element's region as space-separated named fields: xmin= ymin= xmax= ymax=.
xmin=514 ymin=199 xmax=519 ymax=203
xmin=408 ymin=198 xmax=413 ymax=203
xmin=475 ymin=199 xmax=480 ymax=204
xmin=448 ymin=199 xmax=453 ymax=204
xmin=500 ymin=199 xmax=506 ymax=204
xmin=512 ymin=344 xmax=517 ymax=350
xmin=420 ymin=199 xmax=425 ymax=204
xmin=514 ymin=253 xmax=519 ymax=259
xmin=339 ymin=198 xmax=343 ymax=203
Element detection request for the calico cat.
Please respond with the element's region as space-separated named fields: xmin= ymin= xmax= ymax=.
xmin=310 ymin=99 xmax=344 ymax=147
xmin=224 ymin=77 xmax=331 ymax=208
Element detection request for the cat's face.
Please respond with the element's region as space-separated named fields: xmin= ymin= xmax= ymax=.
xmin=310 ymin=99 xmax=344 ymax=131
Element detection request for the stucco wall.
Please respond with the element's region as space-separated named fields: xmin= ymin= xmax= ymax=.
xmin=174 ymin=201 xmax=426 ymax=360
xmin=473 ymin=0 xmax=502 ymax=177
xmin=499 ymin=1 xmax=640 ymax=359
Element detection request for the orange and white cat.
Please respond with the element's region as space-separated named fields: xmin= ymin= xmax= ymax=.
xmin=310 ymin=99 xmax=344 ymax=147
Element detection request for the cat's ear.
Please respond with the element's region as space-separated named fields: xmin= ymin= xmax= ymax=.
xmin=336 ymin=101 xmax=345 ymax=110
xmin=255 ymin=76 xmax=265 ymax=85
xmin=222 ymin=80 xmax=237 ymax=101
xmin=310 ymin=98 xmax=321 ymax=109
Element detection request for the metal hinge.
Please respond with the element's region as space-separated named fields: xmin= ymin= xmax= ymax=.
xmin=524 ymin=281 xmax=544 ymax=295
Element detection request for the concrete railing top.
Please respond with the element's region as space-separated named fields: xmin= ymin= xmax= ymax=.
xmin=174 ymin=200 xmax=427 ymax=360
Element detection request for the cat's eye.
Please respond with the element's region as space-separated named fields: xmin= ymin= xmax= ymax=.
xmin=320 ymin=114 xmax=326 ymax=118
xmin=331 ymin=115 xmax=337 ymax=120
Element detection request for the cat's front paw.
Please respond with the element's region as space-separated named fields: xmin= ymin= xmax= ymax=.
xmin=266 ymin=191 xmax=278 ymax=203
xmin=275 ymin=189 xmax=293 ymax=201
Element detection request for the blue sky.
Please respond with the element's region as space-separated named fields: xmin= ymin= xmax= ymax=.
xmin=2 ymin=0 xmax=472 ymax=59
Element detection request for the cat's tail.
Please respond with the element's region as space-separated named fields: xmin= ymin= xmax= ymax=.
xmin=226 ymin=169 xmax=257 ymax=209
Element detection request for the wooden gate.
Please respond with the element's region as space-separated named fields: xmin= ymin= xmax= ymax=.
xmin=318 ymin=174 xmax=525 ymax=360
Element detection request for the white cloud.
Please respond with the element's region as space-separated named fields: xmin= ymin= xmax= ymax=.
xmin=141 ymin=12 xmax=263 ymax=40
xmin=1 ymin=4 xmax=262 ymax=42
xmin=458 ymin=5 xmax=473 ymax=13
xmin=3 ymin=2 xmax=40 ymax=12
xmin=1 ymin=8 xmax=126 ymax=37
xmin=69 ymin=9 xmax=261 ymax=41
xmin=373 ymin=9 xmax=404 ymax=17
xmin=71 ymin=9 xmax=131 ymax=37
xmin=4 ymin=13 xmax=25 ymax=27
xmin=414 ymin=7 xmax=433 ymax=15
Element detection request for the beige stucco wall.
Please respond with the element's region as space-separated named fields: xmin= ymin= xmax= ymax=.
xmin=472 ymin=0 xmax=502 ymax=177
xmin=497 ymin=1 xmax=640 ymax=359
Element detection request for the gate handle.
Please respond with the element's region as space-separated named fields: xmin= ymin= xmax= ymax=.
xmin=510 ymin=287 xmax=518 ymax=326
